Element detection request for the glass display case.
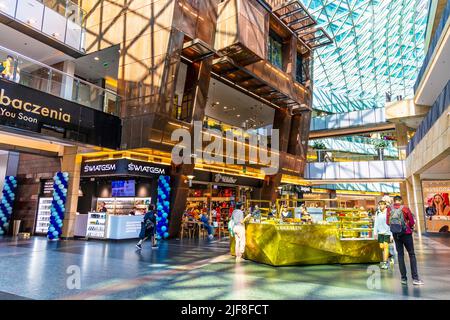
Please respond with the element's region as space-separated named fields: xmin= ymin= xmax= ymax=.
xmin=96 ymin=197 xmax=151 ymax=215
xmin=323 ymin=208 xmax=374 ymax=240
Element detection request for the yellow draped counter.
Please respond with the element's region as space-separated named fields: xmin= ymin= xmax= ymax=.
xmin=230 ymin=222 xmax=382 ymax=266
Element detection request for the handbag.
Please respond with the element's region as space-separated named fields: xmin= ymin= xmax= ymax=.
xmin=228 ymin=219 xmax=235 ymax=237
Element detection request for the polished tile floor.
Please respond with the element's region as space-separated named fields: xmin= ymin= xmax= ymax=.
xmin=0 ymin=235 xmax=449 ymax=300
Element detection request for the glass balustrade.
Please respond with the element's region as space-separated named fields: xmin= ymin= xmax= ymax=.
xmin=308 ymin=148 xmax=400 ymax=162
xmin=0 ymin=45 xmax=120 ymax=115
xmin=39 ymin=0 xmax=86 ymax=25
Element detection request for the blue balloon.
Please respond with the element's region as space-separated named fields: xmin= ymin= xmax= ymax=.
xmin=162 ymin=213 xmax=168 ymax=219
xmin=49 ymin=226 xmax=55 ymax=232
xmin=164 ymin=232 xmax=169 ymax=238
xmin=161 ymin=226 xmax=167 ymax=232
xmin=161 ymin=194 xmax=166 ymax=200
xmin=53 ymin=231 xmax=59 ymax=236
xmin=0 ymin=230 xmax=4 ymax=235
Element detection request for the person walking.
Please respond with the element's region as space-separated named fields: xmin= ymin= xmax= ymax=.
xmin=373 ymin=200 xmax=392 ymax=270
xmin=136 ymin=204 xmax=157 ymax=250
xmin=387 ymin=196 xmax=424 ymax=285
xmin=231 ymin=202 xmax=251 ymax=262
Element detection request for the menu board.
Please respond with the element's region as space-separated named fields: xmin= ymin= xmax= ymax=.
xmin=111 ymin=180 xmax=135 ymax=197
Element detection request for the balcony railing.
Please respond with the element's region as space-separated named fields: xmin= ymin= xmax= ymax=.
xmin=305 ymin=160 xmax=406 ymax=181
xmin=414 ymin=0 xmax=450 ymax=93
xmin=0 ymin=0 xmax=86 ymax=52
xmin=310 ymin=108 xmax=386 ymax=131
xmin=308 ymin=147 xmax=399 ymax=163
xmin=0 ymin=45 xmax=120 ymax=115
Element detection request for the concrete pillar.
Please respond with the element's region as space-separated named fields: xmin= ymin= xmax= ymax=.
xmin=0 ymin=152 xmax=19 ymax=191
xmin=60 ymin=146 xmax=81 ymax=238
xmin=60 ymin=60 xmax=76 ymax=101
xmin=406 ymin=175 xmax=425 ymax=236
xmin=395 ymin=123 xmax=409 ymax=160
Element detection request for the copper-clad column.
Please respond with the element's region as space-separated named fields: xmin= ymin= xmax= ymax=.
xmin=168 ymin=0 xmax=220 ymax=238
xmin=260 ymin=107 xmax=292 ymax=202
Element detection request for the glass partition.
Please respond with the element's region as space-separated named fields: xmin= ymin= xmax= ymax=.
xmin=0 ymin=45 xmax=120 ymax=115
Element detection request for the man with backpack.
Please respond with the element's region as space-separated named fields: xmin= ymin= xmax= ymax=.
xmin=136 ymin=204 xmax=158 ymax=250
xmin=387 ymin=196 xmax=424 ymax=285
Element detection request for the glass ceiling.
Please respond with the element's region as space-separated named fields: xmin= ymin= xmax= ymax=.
xmin=301 ymin=0 xmax=429 ymax=113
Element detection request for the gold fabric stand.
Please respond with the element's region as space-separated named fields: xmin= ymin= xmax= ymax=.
xmin=230 ymin=223 xmax=382 ymax=266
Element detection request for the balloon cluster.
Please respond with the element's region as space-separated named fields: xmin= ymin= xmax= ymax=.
xmin=47 ymin=172 xmax=69 ymax=240
xmin=156 ymin=175 xmax=171 ymax=240
xmin=0 ymin=176 xmax=18 ymax=235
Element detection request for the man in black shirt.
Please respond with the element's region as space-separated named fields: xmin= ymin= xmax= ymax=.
xmin=136 ymin=204 xmax=158 ymax=250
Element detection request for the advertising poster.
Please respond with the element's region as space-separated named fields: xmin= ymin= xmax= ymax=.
xmin=422 ymin=180 xmax=450 ymax=233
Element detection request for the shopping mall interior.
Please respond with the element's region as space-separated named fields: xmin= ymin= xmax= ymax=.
xmin=0 ymin=0 xmax=449 ymax=301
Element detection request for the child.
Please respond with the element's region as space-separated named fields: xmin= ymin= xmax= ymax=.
xmin=373 ymin=200 xmax=392 ymax=269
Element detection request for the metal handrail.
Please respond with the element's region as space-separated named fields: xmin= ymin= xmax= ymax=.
xmin=0 ymin=44 xmax=119 ymax=98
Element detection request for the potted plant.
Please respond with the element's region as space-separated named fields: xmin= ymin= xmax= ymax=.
xmin=374 ymin=140 xmax=389 ymax=160
xmin=312 ymin=141 xmax=326 ymax=162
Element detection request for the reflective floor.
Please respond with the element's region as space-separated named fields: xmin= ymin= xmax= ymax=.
xmin=0 ymin=235 xmax=449 ymax=300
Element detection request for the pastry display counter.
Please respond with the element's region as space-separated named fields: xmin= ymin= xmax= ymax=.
xmin=231 ymin=221 xmax=381 ymax=266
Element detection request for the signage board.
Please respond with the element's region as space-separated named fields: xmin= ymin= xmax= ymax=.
xmin=81 ymin=159 xmax=169 ymax=178
xmin=0 ymin=79 xmax=121 ymax=149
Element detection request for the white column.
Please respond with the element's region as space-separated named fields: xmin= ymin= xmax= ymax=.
xmin=60 ymin=60 xmax=76 ymax=101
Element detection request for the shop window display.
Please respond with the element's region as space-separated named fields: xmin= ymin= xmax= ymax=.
xmin=422 ymin=180 xmax=450 ymax=233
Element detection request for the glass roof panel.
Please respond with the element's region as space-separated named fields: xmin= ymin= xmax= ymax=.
xmin=302 ymin=0 xmax=428 ymax=112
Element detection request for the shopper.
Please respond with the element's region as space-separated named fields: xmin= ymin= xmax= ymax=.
xmin=99 ymin=202 xmax=108 ymax=213
xmin=136 ymin=204 xmax=157 ymax=250
xmin=268 ymin=204 xmax=277 ymax=219
xmin=200 ymin=211 xmax=215 ymax=240
xmin=252 ymin=205 xmax=261 ymax=222
xmin=373 ymin=200 xmax=392 ymax=269
xmin=387 ymin=195 xmax=424 ymax=285
xmin=0 ymin=55 xmax=13 ymax=80
xmin=231 ymin=202 xmax=251 ymax=262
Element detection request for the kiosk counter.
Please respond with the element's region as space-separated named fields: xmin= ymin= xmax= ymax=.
xmin=231 ymin=220 xmax=382 ymax=266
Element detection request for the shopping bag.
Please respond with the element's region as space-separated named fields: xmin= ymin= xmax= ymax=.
xmin=228 ymin=219 xmax=235 ymax=237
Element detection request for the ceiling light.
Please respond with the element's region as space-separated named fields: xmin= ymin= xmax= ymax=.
xmin=94 ymin=57 xmax=99 ymax=61
xmin=223 ymin=106 xmax=227 ymax=109
xmin=237 ymin=114 xmax=241 ymax=118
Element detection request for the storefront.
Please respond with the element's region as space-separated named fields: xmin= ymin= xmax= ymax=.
xmin=75 ymin=158 xmax=169 ymax=240
xmin=184 ymin=171 xmax=263 ymax=224
xmin=422 ymin=180 xmax=450 ymax=234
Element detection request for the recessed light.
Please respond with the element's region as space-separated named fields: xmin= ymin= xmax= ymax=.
xmin=224 ymin=106 xmax=227 ymax=109
xmin=237 ymin=114 xmax=241 ymax=117
xmin=94 ymin=57 xmax=100 ymax=61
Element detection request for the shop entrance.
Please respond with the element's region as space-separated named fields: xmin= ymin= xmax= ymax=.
xmin=182 ymin=180 xmax=257 ymax=240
